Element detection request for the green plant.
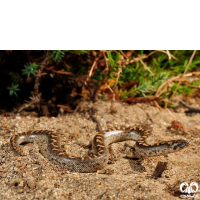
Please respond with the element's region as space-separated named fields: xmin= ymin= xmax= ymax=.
xmin=106 ymin=51 xmax=121 ymax=69
xmin=50 ymin=50 xmax=65 ymax=63
xmin=1 ymin=50 xmax=200 ymax=109
xmin=7 ymin=83 xmax=20 ymax=96
xmin=97 ymin=50 xmax=200 ymax=101
xmin=49 ymin=50 xmax=91 ymax=63
xmin=22 ymin=62 xmax=39 ymax=78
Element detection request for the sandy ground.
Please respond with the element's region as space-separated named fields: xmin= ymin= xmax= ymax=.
xmin=0 ymin=101 xmax=200 ymax=200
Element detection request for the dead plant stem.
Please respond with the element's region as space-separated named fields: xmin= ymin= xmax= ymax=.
xmin=164 ymin=50 xmax=197 ymax=109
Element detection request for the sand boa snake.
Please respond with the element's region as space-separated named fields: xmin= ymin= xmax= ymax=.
xmin=10 ymin=123 xmax=189 ymax=172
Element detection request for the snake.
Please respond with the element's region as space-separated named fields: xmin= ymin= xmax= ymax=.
xmin=10 ymin=123 xmax=189 ymax=173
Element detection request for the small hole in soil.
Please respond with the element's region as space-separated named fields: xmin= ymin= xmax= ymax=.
xmin=14 ymin=182 xmax=19 ymax=187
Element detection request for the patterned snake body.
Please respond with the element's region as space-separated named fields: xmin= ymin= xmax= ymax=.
xmin=10 ymin=124 xmax=189 ymax=173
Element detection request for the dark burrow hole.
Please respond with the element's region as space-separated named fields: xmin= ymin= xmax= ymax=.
xmin=14 ymin=182 xmax=19 ymax=187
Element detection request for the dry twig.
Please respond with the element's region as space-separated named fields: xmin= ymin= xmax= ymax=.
xmin=52 ymin=70 xmax=71 ymax=75
xmin=147 ymin=50 xmax=177 ymax=60
xmin=121 ymin=96 xmax=161 ymax=103
xmin=155 ymin=71 xmax=200 ymax=98
xmin=152 ymin=161 xmax=168 ymax=178
xmin=138 ymin=54 xmax=154 ymax=76
xmin=57 ymin=105 xmax=74 ymax=113
xmin=116 ymin=50 xmax=177 ymax=67
xmin=112 ymin=68 xmax=122 ymax=101
xmin=153 ymin=100 xmax=162 ymax=110
xmin=102 ymin=50 xmax=109 ymax=75
xmin=86 ymin=52 xmax=101 ymax=82
xmin=164 ymin=50 xmax=197 ymax=108
xmin=119 ymin=50 xmax=129 ymax=60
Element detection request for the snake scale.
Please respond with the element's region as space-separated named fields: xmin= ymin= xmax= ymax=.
xmin=10 ymin=123 xmax=189 ymax=173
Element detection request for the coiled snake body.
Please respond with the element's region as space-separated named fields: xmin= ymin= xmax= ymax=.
xmin=10 ymin=123 xmax=189 ymax=173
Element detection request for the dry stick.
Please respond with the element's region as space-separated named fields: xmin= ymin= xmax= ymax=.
xmin=32 ymin=54 xmax=49 ymax=114
xmin=152 ymin=161 xmax=168 ymax=178
xmin=63 ymin=61 xmax=70 ymax=69
xmin=166 ymin=50 xmax=171 ymax=60
xmin=164 ymin=50 xmax=197 ymax=109
xmin=87 ymin=51 xmax=110 ymax=101
xmin=86 ymin=52 xmax=101 ymax=82
xmin=112 ymin=68 xmax=122 ymax=101
xmin=105 ymin=83 xmax=114 ymax=93
xmin=119 ymin=50 xmax=129 ymax=60
xmin=102 ymin=50 xmax=109 ymax=74
xmin=125 ymin=50 xmax=134 ymax=59
xmin=138 ymin=54 xmax=154 ymax=76
xmin=116 ymin=50 xmax=174 ymax=105
xmin=120 ymin=54 xmax=146 ymax=65
xmin=93 ymin=51 xmax=111 ymax=101
xmin=98 ymin=50 xmax=111 ymax=87
xmin=85 ymin=52 xmax=102 ymax=101
xmin=113 ymin=50 xmax=118 ymax=54
xmin=147 ymin=50 xmax=177 ymax=60
xmin=121 ymin=96 xmax=161 ymax=104
xmin=182 ymin=83 xmax=200 ymax=89
xmin=153 ymin=100 xmax=162 ymax=110
xmin=34 ymin=54 xmax=49 ymax=97
xmin=159 ymin=84 xmax=169 ymax=98
xmin=117 ymin=50 xmax=176 ymax=67
xmin=105 ymin=82 xmax=117 ymax=112
xmin=52 ymin=70 xmax=71 ymax=75
xmin=57 ymin=105 xmax=74 ymax=113
xmin=155 ymin=72 xmax=200 ymax=98
xmin=103 ymin=51 xmax=123 ymax=101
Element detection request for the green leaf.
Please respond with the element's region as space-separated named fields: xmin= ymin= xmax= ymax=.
xmin=7 ymin=83 xmax=20 ymax=97
xmin=106 ymin=51 xmax=115 ymax=67
xmin=22 ymin=62 xmax=39 ymax=78
xmin=9 ymin=90 xmax=13 ymax=96
xmin=50 ymin=50 xmax=65 ymax=62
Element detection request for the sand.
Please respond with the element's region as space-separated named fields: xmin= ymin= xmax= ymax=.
xmin=0 ymin=101 xmax=199 ymax=199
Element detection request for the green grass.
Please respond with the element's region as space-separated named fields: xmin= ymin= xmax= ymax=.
xmin=4 ymin=50 xmax=200 ymax=107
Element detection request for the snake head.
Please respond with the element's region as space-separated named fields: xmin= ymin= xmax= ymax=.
xmin=169 ymin=140 xmax=190 ymax=152
xmin=125 ymin=140 xmax=190 ymax=159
